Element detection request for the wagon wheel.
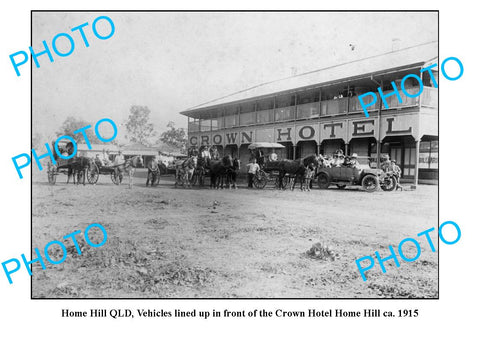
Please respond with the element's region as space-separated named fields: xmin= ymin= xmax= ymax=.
xmin=87 ymin=163 xmax=99 ymax=184
xmin=253 ymin=170 xmax=268 ymax=189
xmin=111 ymin=170 xmax=120 ymax=185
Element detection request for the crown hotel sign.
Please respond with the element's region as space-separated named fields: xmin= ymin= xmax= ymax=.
xmin=188 ymin=114 xmax=421 ymax=147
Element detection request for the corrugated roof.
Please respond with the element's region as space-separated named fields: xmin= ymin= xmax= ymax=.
xmin=181 ymin=41 xmax=438 ymax=115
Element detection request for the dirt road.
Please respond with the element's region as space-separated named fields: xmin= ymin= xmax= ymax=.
xmin=32 ymin=172 xmax=438 ymax=298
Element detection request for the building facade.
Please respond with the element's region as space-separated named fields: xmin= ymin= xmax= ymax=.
xmin=181 ymin=43 xmax=438 ymax=184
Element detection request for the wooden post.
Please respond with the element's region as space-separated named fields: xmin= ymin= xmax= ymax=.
xmin=346 ymin=84 xmax=350 ymax=114
xmin=294 ymin=93 xmax=297 ymax=121
xmin=376 ymin=80 xmax=383 ymax=169
xmin=412 ymin=140 xmax=420 ymax=189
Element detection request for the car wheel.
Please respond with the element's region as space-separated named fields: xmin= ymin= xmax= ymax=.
xmin=362 ymin=174 xmax=379 ymax=192
xmin=317 ymin=173 xmax=330 ymax=189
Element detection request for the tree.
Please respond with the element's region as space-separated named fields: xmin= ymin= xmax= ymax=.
xmin=158 ymin=121 xmax=187 ymax=151
xmin=32 ymin=131 xmax=44 ymax=150
xmin=125 ymin=105 xmax=156 ymax=146
xmin=56 ymin=116 xmax=100 ymax=144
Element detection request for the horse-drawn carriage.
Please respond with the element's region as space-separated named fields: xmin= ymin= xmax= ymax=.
xmin=249 ymin=142 xmax=286 ymax=189
xmin=85 ymin=162 xmax=122 ymax=185
xmin=46 ymin=141 xmax=96 ymax=185
xmin=250 ymin=142 xmax=318 ymax=190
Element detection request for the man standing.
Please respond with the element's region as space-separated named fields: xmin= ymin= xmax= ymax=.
xmin=381 ymin=154 xmax=394 ymax=172
xmin=246 ymin=158 xmax=260 ymax=188
xmin=392 ymin=160 xmax=403 ymax=191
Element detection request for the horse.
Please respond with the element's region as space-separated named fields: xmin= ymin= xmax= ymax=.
xmin=277 ymin=154 xmax=321 ymax=191
xmin=66 ymin=157 xmax=93 ymax=185
xmin=195 ymin=154 xmax=210 ymax=186
xmin=114 ymin=155 xmax=144 ymax=189
xmin=146 ymin=159 xmax=161 ymax=187
xmin=225 ymin=157 xmax=240 ymax=189
xmin=174 ymin=156 xmax=198 ymax=188
xmin=209 ymin=155 xmax=234 ymax=189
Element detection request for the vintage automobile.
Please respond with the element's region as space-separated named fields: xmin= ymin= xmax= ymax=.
xmin=316 ymin=156 xmax=396 ymax=192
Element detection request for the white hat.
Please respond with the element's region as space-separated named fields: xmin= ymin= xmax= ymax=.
xmin=351 ymin=153 xmax=358 ymax=158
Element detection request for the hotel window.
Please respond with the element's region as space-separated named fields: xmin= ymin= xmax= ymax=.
xmin=200 ymin=119 xmax=211 ymax=132
xmin=188 ymin=119 xmax=200 ymax=132
xmin=419 ymin=140 xmax=438 ymax=169
xmin=239 ymin=103 xmax=256 ymax=126
xmin=210 ymin=109 xmax=223 ymax=131
xmin=256 ymin=99 xmax=274 ymax=124
xmin=224 ymin=106 xmax=238 ymax=128
xmin=296 ymin=91 xmax=320 ymax=119
xmin=211 ymin=117 xmax=222 ymax=131
xmin=275 ymin=95 xmax=295 ymax=121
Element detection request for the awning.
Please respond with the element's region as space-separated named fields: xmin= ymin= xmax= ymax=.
xmin=248 ymin=142 xmax=285 ymax=150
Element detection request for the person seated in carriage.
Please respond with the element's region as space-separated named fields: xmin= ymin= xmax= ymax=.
xmin=269 ymin=149 xmax=278 ymax=162
xmin=102 ymin=150 xmax=112 ymax=166
xmin=61 ymin=147 xmax=69 ymax=157
xmin=95 ymin=154 xmax=104 ymax=167
xmin=114 ymin=151 xmax=125 ymax=166
xmin=255 ymin=149 xmax=265 ymax=168
xmin=210 ymin=145 xmax=220 ymax=160
xmin=200 ymin=145 xmax=211 ymax=159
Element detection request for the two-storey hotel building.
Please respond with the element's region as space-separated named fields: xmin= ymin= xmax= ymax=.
xmin=180 ymin=42 xmax=438 ymax=185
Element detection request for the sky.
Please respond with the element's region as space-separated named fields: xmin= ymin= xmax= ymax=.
xmin=32 ymin=11 xmax=438 ymax=144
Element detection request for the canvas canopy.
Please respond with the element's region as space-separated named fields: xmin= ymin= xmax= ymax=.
xmin=248 ymin=142 xmax=285 ymax=150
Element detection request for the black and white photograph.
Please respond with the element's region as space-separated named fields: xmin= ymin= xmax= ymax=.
xmin=30 ymin=11 xmax=439 ymax=299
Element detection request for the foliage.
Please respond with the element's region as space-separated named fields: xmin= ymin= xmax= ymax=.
xmin=125 ymin=106 xmax=156 ymax=146
xmin=158 ymin=121 xmax=187 ymax=151
xmin=56 ymin=116 xmax=100 ymax=144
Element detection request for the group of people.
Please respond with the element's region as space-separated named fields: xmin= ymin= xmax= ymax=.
xmin=380 ymin=154 xmax=403 ymax=191
xmin=188 ymin=145 xmax=220 ymax=160
xmin=327 ymin=149 xmax=361 ymax=168
xmin=94 ymin=150 xmax=127 ymax=167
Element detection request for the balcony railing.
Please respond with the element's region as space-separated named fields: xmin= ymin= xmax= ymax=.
xmin=321 ymin=97 xmax=348 ymax=116
xmin=421 ymin=86 xmax=438 ymax=108
xmin=274 ymin=106 xmax=295 ymax=121
xmin=190 ymin=87 xmax=437 ymax=132
xmin=296 ymin=102 xmax=320 ymax=119
xmin=256 ymin=109 xmax=274 ymax=124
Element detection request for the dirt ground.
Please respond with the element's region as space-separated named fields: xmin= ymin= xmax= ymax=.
xmin=32 ymin=170 xmax=438 ymax=298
